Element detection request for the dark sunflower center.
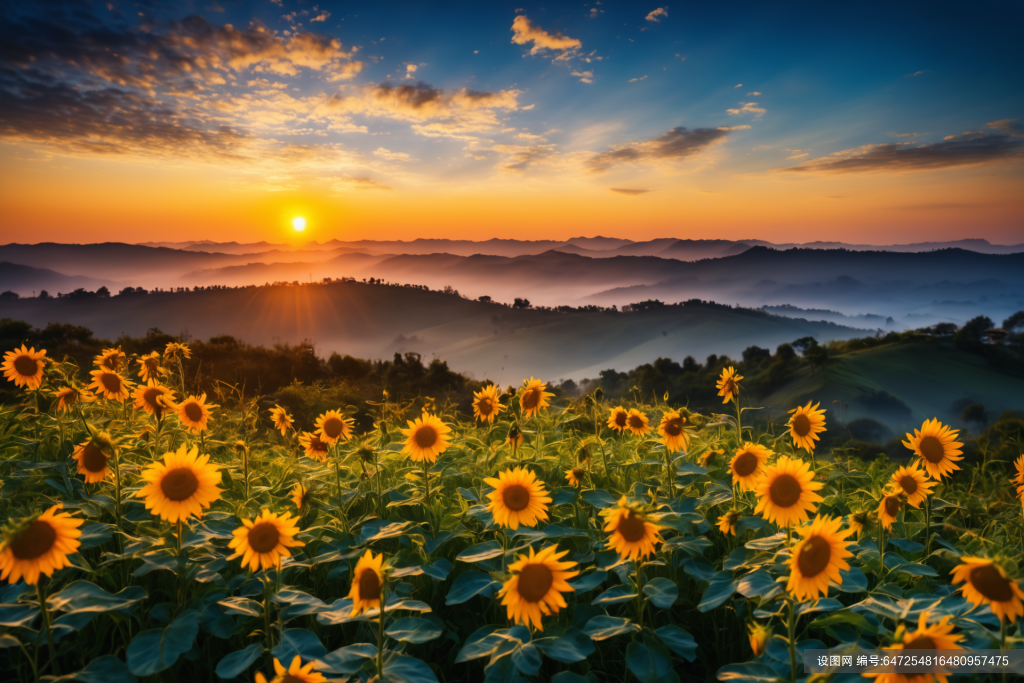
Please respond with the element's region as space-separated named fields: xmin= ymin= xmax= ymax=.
xmin=183 ymin=402 xmax=203 ymax=422
xmin=663 ymin=418 xmax=683 ymax=436
xmin=322 ymin=417 xmax=344 ymax=438
xmin=733 ymin=451 xmax=759 ymax=477
xmin=414 ymin=425 xmax=437 ymax=448
xmin=919 ymin=436 xmax=945 ymax=464
xmin=618 ymin=510 xmax=647 ymax=543
xmin=161 ymin=467 xmax=200 ymax=501
xmin=769 ymin=473 xmax=802 ymax=508
xmin=82 ymin=443 xmax=108 ymax=472
xmin=358 ymin=567 xmax=381 ymax=601
xmin=522 ymin=389 xmax=540 ymax=410
xmin=571 ymin=468 xmax=585 ymax=480
xmin=247 ymin=522 xmax=281 ymax=554
xmin=10 ymin=520 xmax=57 ymax=560
xmin=502 ymin=484 xmax=531 ymax=511
xmin=970 ymin=564 xmax=1014 ymax=602
xmin=100 ymin=372 xmax=122 ymax=393
xmin=628 ymin=415 xmax=644 ymax=429
xmin=310 ymin=436 xmax=326 ymax=452
xmin=899 ymin=475 xmax=918 ymax=495
xmin=14 ymin=355 xmax=38 ymax=377
xmin=477 ymin=398 xmax=493 ymax=415
xmin=723 ymin=379 xmax=737 ymax=395
xmin=517 ymin=563 xmax=554 ymax=602
xmin=614 ymin=412 xmax=627 ymax=427
xmin=143 ymin=387 xmax=164 ymax=413
xmin=792 ymin=414 xmax=811 ymax=437
xmin=796 ymin=535 xmax=831 ymax=578
xmin=281 ymin=676 xmax=305 ymax=683
xmin=884 ymin=496 xmax=901 ymax=517
xmin=903 ymin=635 xmax=936 ymax=650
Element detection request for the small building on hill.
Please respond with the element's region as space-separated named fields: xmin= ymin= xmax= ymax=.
xmin=983 ymin=328 xmax=1008 ymax=344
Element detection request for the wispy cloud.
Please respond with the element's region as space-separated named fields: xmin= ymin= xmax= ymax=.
xmin=571 ymin=70 xmax=594 ymax=83
xmin=628 ymin=75 xmax=648 ymax=83
xmin=746 ymin=91 xmax=761 ymax=96
xmin=727 ymin=102 xmax=766 ymax=118
xmin=645 ymin=8 xmax=668 ymax=22
xmin=588 ymin=126 xmax=731 ymax=173
xmin=780 ymin=120 xmax=1024 ymax=174
xmin=904 ymin=70 xmax=929 ymax=77
xmin=610 ymin=188 xmax=651 ymax=195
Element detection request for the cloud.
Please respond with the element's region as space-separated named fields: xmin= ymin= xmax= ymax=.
xmin=589 ymin=8 xmax=603 ymax=17
xmin=571 ymin=70 xmax=594 ymax=83
xmin=888 ymin=131 xmax=923 ymax=138
xmin=746 ymin=91 xmax=761 ymax=96
xmin=328 ymin=61 xmax=365 ymax=81
xmin=610 ymin=188 xmax=651 ymax=195
xmin=786 ymin=149 xmax=809 ymax=159
xmin=645 ymin=8 xmax=668 ymax=22
xmin=727 ymin=102 xmax=766 ymax=118
xmin=491 ymin=143 xmax=557 ymax=173
xmin=904 ymin=70 xmax=929 ymax=77
xmin=628 ymin=75 xmax=648 ymax=83
xmin=587 ymin=126 xmax=731 ymax=173
xmin=511 ymin=15 xmax=582 ymax=55
xmin=331 ymin=176 xmax=392 ymax=192
xmin=405 ymin=63 xmax=418 ymax=78
xmin=892 ymin=202 xmax=975 ymax=210
xmin=373 ymin=147 xmax=410 ymax=162
xmin=734 ymin=83 xmax=743 ymax=88
xmin=310 ymin=11 xmax=331 ymax=23
xmin=780 ymin=121 xmax=1024 ymax=174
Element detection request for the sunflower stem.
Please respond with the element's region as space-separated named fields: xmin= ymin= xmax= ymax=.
xmin=786 ymin=598 xmax=797 ymax=683
xmin=377 ymin=579 xmax=389 ymax=677
xmin=243 ymin=447 xmax=249 ymax=502
xmin=924 ymin=494 xmax=932 ymax=556
xmin=734 ymin=396 xmax=742 ymax=445
xmin=877 ymin=519 xmax=886 ymax=578
xmin=36 ymin=581 xmax=58 ymax=676
xmin=263 ymin=570 xmax=273 ymax=652
xmin=113 ymin=450 xmax=123 ymax=554
xmin=634 ymin=558 xmax=645 ymax=631
xmin=422 ymin=459 xmax=432 ymax=535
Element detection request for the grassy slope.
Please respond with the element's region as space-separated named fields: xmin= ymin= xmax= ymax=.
xmin=761 ymin=341 xmax=1024 ymax=433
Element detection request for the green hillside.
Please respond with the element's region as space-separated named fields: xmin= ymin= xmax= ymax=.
xmin=761 ymin=340 xmax=1024 ymax=434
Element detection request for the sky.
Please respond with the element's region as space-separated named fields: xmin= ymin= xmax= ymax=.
xmin=0 ymin=0 xmax=1022 ymax=246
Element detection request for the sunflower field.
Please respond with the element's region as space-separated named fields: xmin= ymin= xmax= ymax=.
xmin=1 ymin=341 xmax=1023 ymax=683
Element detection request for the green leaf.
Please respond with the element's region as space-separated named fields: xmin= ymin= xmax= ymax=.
xmin=52 ymin=655 xmax=137 ymax=683
xmin=126 ymin=609 xmax=200 ymax=676
xmin=583 ymin=616 xmax=639 ymax=641
xmin=47 ymin=581 xmax=146 ymax=615
xmin=0 ymin=604 xmax=39 ymax=628
xmin=215 ymin=644 xmax=262 ymax=680
xmin=568 ymin=570 xmax=607 ymax=593
xmin=446 ymin=571 xmax=499 ymax=605
xmin=455 ymin=541 xmax=503 ymax=563
xmin=533 ymin=628 xmax=594 ymax=663
xmin=715 ymin=661 xmax=782 ymax=681
xmin=697 ymin=575 xmax=738 ymax=612
xmin=625 ymin=638 xmax=676 ymax=683
xmin=736 ymin=570 xmax=780 ymax=599
xmin=654 ymin=625 xmax=697 ymax=662
xmin=592 ymin=584 xmax=638 ymax=605
xmin=387 ymin=617 xmax=443 ymax=644
xmin=580 ymin=489 xmax=617 ymax=508
xmin=511 ymin=643 xmax=542 ymax=676
xmin=552 ymin=673 xmax=591 ymax=683
xmin=271 ymin=628 xmax=327 ymax=663
xmin=643 ymin=577 xmax=678 ymax=608
xmin=809 ymin=609 xmax=876 ymax=634
xmin=382 ymin=655 xmax=440 ymax=683
xmin=320 ymin=643 xmax=377 ymax=675
xmin=217 ymin=597 xmax=263 ymax=618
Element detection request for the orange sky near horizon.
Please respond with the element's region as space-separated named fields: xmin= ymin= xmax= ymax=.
xmin=2 ymin=146 xmax=1022 ymax=246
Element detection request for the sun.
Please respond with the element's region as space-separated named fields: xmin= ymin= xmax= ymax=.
xmin=292 ymin=216 xmax=306 ymax=231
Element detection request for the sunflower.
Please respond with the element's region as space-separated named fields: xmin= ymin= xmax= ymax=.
xmin=890 ymin=462 xmax=934 ymax=508
xmin=401 ymin=413 xmax=452 ymax=463
xmin=657 ymin=409 xmax=689 ymax=452
xmin=133 ymin=380 xmax=176 ymax=420
xmin=298 ymin=432 xmax=330 ymax=462
xmin=269 ymin=405 xmax=294 ymax=436
xmin=497 ymin=545 xmax=579 ymax=631
xmin=700 ymin=448 xmax=726 ymax=468
xmin=87 ymin=368 xmax=132 ymax=402
xmin=0 ymin=505 xmax=83 ymax=585
xmin=228 ymin=510 xmax=305 ymax=572
xmin=564 ymin=467 xmax=586 ymax=487
xmin=718 ymin=510 xmax=741 ymax=536
xmin=505 ymin=424 xmax=524 ymax=448
xmin=348 ymin=549 xmax=385 ymax=616
xmin=903 ymin=418 xmax=963 ymax=480
xmin=290 ymin=483 xmax=313 ymax=511
xmin=485 ymin=466 xmax=551 ymax=529
xmin=137 ymin=351 xmax=163 ymax=382
xmin=729 ymin=443 xmax=772 ymax=491
xmin=164 ymin=342 xmax=192 ymax=362
xmin=1014 ymin=454 xmax=1024 ymax=488
xmin=606 ymin=406 xmax=629 ymax=432
xmin=951 ymin=557 xmax=1024 ymax=623
xmin=314 ymin=409 xmax=354 ymax=445
xmin=716 ymin=366 xmax=743 ymax=404
xmin=787 ymin=401 xmax=827 ymax=452
xmin=753 ymin=455 xmax=824 ymax=527
xmin=2 ymin=345 xmax=47 ymax=390
xmin=254 ymin=656 xmax=327 ymax=683
xmin=136 ymin=444 xmax=223 ymax=522
xmin=602 ymin=497 xmax=663 ymax=561
xmin=519 ymin=377 xmax=553 ymax=418
xmin=177 ymin=393 xmax=216 ymax=433
xmin=624 ymin=409 xmax=650 ymax=436
xmin=748 ymin=622 xmax=771 ymax=657
xmin=862 ymin=611 xmax=962 ymax=683
xmin=72 ymin=430 xmax=116 ymax=484
xmin=848 ymin=510 xmax=872 ymax=537
xmin=53 ymin=385 xmax=94 ymax=412
xmin=472 ymin=384 xmax=505 ymax=423
xmin=786 ymin=514 xmax=854 ymax=602
xmin=878 ymin=492 xmax=901 ymax=531
xmin=94 ymin=346 xmax=126 ymax=372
